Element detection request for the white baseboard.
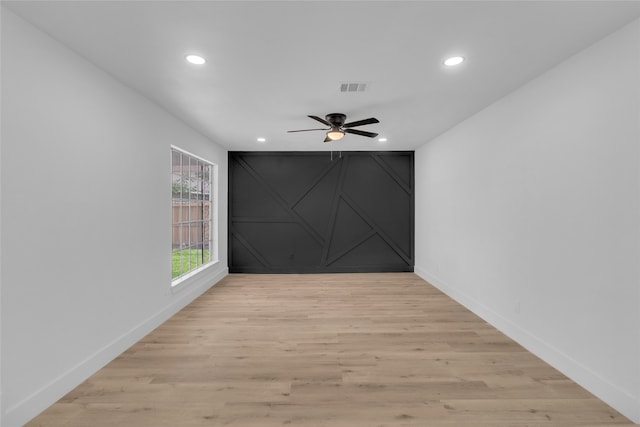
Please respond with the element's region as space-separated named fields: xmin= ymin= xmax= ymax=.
xmin=3 ymin=268 xmax=228 ymax=427
xmin=414 ymin=266 xmax=639 ymax=424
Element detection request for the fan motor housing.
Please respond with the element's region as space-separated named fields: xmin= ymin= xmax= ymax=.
xmin=326 ymin=113 xmax=346 ymax=127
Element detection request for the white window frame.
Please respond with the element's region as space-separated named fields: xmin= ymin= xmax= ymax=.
xmin=171 ymin=145 xmax=218 ymax=287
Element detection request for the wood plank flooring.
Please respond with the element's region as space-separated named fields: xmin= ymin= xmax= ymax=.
xmin=26 ymin=273 xmax=633 ymax=426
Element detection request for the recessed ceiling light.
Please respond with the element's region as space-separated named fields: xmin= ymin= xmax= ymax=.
xmin=185 ymin=54 xmax=206 ymax=65
xmin=257 ymin=137 xmax=266 ymax=142
xmin=444 ymin=56 xmax=464 ymax=66
xmin=378 ymin=138 xmax=388 ymax=143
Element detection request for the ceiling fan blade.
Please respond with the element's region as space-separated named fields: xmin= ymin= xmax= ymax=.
xmin=287 ymin=128 xmax=328 ymax=133
xmin=308 ymin=115 xmax=332 ymax=127
xmin=324 ymin=135 xmax=332 ymax=143
xmin=343 ymin=117 xmax=379 ymax=128
xmin=344 ymin=128 xmax=379 ymax=138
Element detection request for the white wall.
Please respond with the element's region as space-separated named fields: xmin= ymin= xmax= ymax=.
xmin=0 ymin=9 xmax=228 ymax=427
xmin=415 ymin=19 xmax=640 ymax=422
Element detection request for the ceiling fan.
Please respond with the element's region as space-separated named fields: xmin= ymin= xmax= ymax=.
xmin=288 ymin=113 xmax=379 ymax=142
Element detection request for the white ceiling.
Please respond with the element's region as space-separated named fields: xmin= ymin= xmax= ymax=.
xmin=4 ymin=1 xmax=640 ymax=151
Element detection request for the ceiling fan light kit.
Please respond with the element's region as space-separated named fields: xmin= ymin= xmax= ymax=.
xmin=288 ymin=113 xmax=379 ymax=143
xmin=326 ymin=130 xmax=345 ymax=141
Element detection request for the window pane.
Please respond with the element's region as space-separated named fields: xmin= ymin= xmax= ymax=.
xmin=192 ymin=222 xmax=203 ymax=249
xmin=172 ymin=225 xmax=181 ymax=254
xmin=171 ymin=150 xmax=181 ymax=184
xmin=203 ymin=164 xmax=211 ymax=198
xmin=203 ymin=200 xmax=211 ymax=247
xmin=171 ymin=150 xmax=181 ymax=225
xmin=180 ymin=248 xmax=189 ymax=276
xmin=195 ymin=247 xmax=202 ymax=268
xmin=184 ymin=158 xmax=189 ymax=201
xmin=172 ymin=201 xmax=179 ymax=227
xmin=195 ymin=160 xmax=202 ymax=197
xmin=179 ymin=202 xmax=188 ymax=225
xmin=172 ymin=248 xmax=181 ymax=279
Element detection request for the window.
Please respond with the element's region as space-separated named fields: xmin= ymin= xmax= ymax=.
xmin=171 ymin=146 xmax=216 ymax=284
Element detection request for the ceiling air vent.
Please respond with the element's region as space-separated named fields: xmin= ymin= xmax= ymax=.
xmin=340 ymin=82 xmax=367 ymax=93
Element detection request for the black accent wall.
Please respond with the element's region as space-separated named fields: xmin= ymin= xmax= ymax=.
xmin=229 ymin=151 xmax=414 ymax=273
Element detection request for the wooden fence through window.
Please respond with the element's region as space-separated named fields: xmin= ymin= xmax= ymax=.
xmin=172 ymin=202 xmax=211 ymax=249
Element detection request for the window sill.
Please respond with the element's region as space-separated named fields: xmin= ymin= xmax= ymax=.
xmin=171 ymin=259 xmax=220 ymax=290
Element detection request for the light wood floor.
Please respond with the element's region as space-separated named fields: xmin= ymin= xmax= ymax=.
xmin=27 ymin=273 xmax=633 ymax=426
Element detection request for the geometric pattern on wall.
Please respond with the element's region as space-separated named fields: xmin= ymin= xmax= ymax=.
xmin=229 ymin=151 xmax=414 ymax=273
